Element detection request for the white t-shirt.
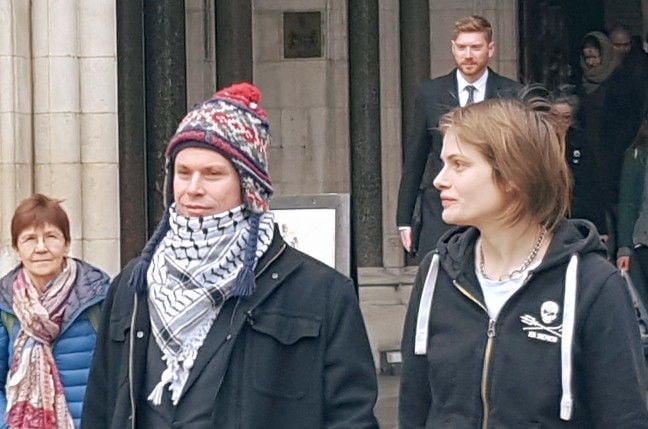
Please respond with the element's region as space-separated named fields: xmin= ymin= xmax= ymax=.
xmin=476 ymin=259 xmax=541 ymax=319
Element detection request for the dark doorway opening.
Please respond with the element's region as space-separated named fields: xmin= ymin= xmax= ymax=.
xmin=518 ymin=0 xmax=644 ymax=89
xmin=518 ymin=0 xmax=604 ymax=89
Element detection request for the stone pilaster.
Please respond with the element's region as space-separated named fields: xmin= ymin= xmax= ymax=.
xmin=79 ymin=0 xmax=120 ymax=275
xmin=0 ymin=0 xmax=121 ymax=276
xmin=0 ymin=0 xmax=33 ymax=274
xmin=32 ymin=0 xmax=84 ymax=257
xmin=253 ymin=0 xmax=350 ymax=196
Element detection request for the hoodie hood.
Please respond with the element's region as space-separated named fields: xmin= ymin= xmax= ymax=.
xmin=437 ymin=218 xmax=606 ymax=280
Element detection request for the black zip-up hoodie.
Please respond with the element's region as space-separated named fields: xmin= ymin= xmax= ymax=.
xmin=400 ymin=219 xmax=648 ymax=428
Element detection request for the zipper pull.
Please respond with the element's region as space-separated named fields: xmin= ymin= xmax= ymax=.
xmin=487 ymin=319 xmax=496 ymax=338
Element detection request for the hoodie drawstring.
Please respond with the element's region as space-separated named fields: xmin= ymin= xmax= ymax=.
xmin=415 ymin=254 xmax=440 ymax=355
xmin=560 ymin=254 xmax=578 ymax=420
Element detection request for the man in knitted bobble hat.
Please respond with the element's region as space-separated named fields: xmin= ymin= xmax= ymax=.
xmin=82 ymin=82 xmax=379 ymax=428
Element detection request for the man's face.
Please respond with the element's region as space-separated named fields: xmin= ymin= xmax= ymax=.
xmin=610 ymin=30 xmax=631 ymax=64
xmin=582 ymin=47 xmax=602 ymax=69
xmin=451 ymin=31 xmax=494 ymax=82
xmin=173 ymin=147 xmax=243 ymax=217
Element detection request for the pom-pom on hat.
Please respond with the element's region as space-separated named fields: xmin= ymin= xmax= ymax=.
xmin=166 ymin=82 xmax=273 ymax=213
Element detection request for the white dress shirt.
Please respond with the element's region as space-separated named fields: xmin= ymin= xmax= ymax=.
xmin=457 ymin=69 xmax=489 ymax=107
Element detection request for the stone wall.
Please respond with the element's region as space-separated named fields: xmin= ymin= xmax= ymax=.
xmin=0 ymin=0 xmax=120 ymax=276
xmin=252 ymin=0 xmax=350 ymax=196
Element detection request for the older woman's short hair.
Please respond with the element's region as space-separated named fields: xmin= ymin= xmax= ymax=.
xmin=438 ymin=97 xmax=571 ymax=231
xmin=552 ymin=84 xmax=580 ymax=114
xmin=11 ymin=194 xmax=71 ymax=248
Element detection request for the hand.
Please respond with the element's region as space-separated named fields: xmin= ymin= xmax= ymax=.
xmin=617 ymin=255 xmax=630 ymax=271
xmin=400 ymin=228 xmax=412 ymax=252
xmin=600 ymin=234 xmax=609 ymax=242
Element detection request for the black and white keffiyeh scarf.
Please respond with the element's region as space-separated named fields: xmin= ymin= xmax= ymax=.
xmin=146 ymin=204 xmax=274 ymax=405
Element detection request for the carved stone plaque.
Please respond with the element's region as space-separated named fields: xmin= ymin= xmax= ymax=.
xmin=283 ymin=12 xmax=322 ymax=59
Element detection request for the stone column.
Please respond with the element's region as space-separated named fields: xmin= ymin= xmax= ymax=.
xmin=348 ymin=0 xmax=382 ymax=269
xmin=79 ymin=0 xmax=120 ymax=274
xmin=144 ymin=0 xmax=187 ymax=231
xmin=399 ymin=0 xmax=429 ymax=156
xmin=117 ymin=0 xmax=148 ymax=265
xmin=0 ymin=0 xmax=33 ymax=273
xmin=31 ymin=0 xmax=84 ymax=257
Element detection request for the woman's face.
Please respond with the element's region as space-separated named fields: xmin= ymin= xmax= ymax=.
xmin=552 ymin=102 xmax=574 ymax=136
xmin=15 ymin=223 xmax=69 ymax=288
xmin=433 ymin=131 xmax=510 ymax=229
xmin=583 ymin=47 xmax=602 ymax=68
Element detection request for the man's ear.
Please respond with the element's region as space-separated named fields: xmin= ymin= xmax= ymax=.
xmin=488 ymin=41 xmax=495 ymax=57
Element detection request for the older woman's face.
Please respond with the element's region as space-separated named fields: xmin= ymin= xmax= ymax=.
xmin=15 ymin=223 xmax=69 ymax=289
xmin=552 ymin=102 xmax=574 ymax=136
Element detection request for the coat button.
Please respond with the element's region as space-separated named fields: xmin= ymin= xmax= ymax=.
xmin=136 ymin=331 xmax=144 ymax=338
xmin=271 ymin=272 xmax=279 ymax=279
xmin=226 ymin=334 xmax=232 ymax=340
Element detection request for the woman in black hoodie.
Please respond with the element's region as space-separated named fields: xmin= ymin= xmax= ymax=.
xmin=399 ymin=96 xmax=648 ymax=428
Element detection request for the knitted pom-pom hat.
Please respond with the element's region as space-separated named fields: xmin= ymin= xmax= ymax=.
xmin=166 ymin=82 xmax=273 ymax=213
xmin=129 ymin=82 xmax=273 ymax=296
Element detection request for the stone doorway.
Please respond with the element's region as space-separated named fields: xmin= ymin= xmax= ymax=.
xmin=518 ymin=0 xmax=644 ymax=90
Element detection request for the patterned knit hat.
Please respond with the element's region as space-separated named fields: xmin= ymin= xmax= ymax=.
xmin=165 ymin=82 xmax=273 ymax=213
xmin=128 ymin=82 xmax=273 ymax=295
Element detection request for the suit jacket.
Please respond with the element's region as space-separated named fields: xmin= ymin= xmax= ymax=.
xmin=396 ymin=69 xmax=521 ymax=256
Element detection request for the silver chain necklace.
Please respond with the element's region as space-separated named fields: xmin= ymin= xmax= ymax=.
xmin=479 ymin=228 xmax=546 ymax=281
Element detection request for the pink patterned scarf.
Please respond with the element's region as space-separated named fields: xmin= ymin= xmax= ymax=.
xmin=4 ymin=260 xmax=77 ymax=429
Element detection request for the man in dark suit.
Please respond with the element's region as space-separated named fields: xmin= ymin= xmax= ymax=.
xmin=397 ymin=15 xmax=521 ymax=259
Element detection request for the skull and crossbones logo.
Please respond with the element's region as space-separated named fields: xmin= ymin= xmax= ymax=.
xmin=519 ymin=301 xmax=563 ymax=342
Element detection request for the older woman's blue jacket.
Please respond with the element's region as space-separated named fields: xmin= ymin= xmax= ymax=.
xmin=0 ymin=258 xmax=109 ymax=428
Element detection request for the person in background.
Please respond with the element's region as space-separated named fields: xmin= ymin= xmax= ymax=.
xmin=551 ymin=84 xmax=607 ymax=238
xmin=609 ymin=25 xmax=633 ymax=66
xmin=399 ymin=96 xmax=648 ymax=427
xmin=617 ymin=111 xmax=648 ymax=305
xmin=396 ymin=15 xmax=520 ymax=260
xmin=0 ymin=194 xmax=110 ymax=428
xmin=82 ymin=82 xmax=378 ymax=429
xmin=576 ymin=31 xmax=618 ymax=250
xmin=602 ymin=25 xmax=648 ymax=240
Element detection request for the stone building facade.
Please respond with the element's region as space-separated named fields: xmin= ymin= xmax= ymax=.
xmin=1 ymin=0 xmax=119 ymax=275
xmin=2 ymin=0 xmax=645 ymax=364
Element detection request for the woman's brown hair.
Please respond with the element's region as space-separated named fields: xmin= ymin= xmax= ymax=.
xmin=11 ymin=194 xmax=71 ymax=248
xmin=438 ymin=96 xmax=571 ymax=231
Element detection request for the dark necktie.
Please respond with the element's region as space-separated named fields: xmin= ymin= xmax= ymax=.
xmin=465 ymin=85 xmax=476 ymax=106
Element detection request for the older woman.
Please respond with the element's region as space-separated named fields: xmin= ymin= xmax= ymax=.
xmin=399 ymin=97 xmax=648 ymax=427
xmin=551 ymin=85 xmax=608 ymax=240
xmin=0 ymin=194 xmax=109 ymax=428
